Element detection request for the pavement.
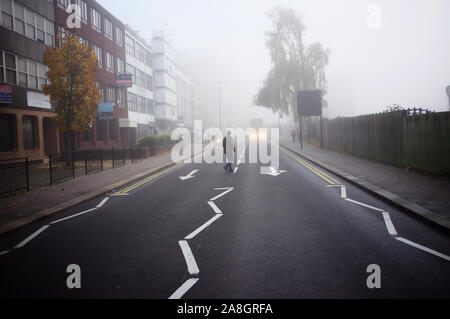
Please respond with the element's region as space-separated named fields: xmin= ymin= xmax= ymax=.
xmin=0 ymin=152 xmax=174 ymax=235
xmin=281 ymin=140 xmax=450 ymax=230
xmin=0 ymin=142 xmax=449 ymax=298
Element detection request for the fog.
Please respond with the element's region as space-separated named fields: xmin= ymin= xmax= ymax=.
xmin=98 ymin=0 xmax=450 ymax=128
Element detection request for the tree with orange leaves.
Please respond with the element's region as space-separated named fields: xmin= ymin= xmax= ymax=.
xmin=43 ymin=34 xmax=101 ymax=166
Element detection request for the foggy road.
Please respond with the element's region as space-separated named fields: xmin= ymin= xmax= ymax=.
xmin=1 ymin=146 xmax=449 ymax=299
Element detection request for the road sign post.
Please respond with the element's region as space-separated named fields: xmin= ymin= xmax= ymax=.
xmin=297 ymin=90 xmax=324 ymax=148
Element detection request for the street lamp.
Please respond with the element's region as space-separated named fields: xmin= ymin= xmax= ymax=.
xmin=218 ymin=80 xmax=230 ymax=131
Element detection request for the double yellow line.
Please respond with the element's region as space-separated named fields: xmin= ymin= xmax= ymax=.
xmin=283 ymin=149 xmax=340 ymax=185
xmin=115 ymin=165 xmax=178 ymax=194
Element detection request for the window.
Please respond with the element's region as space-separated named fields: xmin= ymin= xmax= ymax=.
xmin=126 ymin=64 xmax=136 ymax=84
xmin=145 ymin=49 xmax=152 ymax=67
xmin=91 ymin=8 xmax=101 ymax=31
xmin=75 ymin=0 xmax=87 ymax=22
xmin=81 ymin=129 xmax=90 ymax=142
xmin=57 ymin=0 xmax=69 ymax=9
xmin=1 ymin=0 xmax=13 ymax=29
xmin=117 ymin=89 xmax=126 ymax=107
xmin=17 ymin=57 xmax=27 ymax=87
xmin=22 ymin=115 xmax=38 ymax=150
xmin=28 ymin=60 xmax=37 ymax=89
xmin=104 ymin=18 xmax=113 ymax=39
xmin=96 ymin=81 xmax=104 ymax=101
xmin=107 ymin=87 xmax=115 ymax=103
xmin=79 ymin=36 xmax=88 ymax=46
xmin=0 ymin=113 xmax=16 ymax=152
xmin=81 ymin=1 xmax=87 ymax=22
xmin=38 ymin=63 xmax=46 ymax=89
xmin=57 ymin=25 xmax=67 ymax=39
xmin=116 ymin=27 xmax=123 ymax=46
xmin=136 ymin=69 xmax=145 ymax=87
xmin=45 ymin=19 xmax=54 ymax=46
xmin=93 ymin=45 xmax=102 ymax=68
xmin=109 ymin=120 xmax=115 ymax=141
xmin=36 ymin=14 xmax=45 ymax=42
xmin=4 ymin=52 xmax=16 ymax=84
xmin=146 ymin=99 xmax=154 ymax=115
xmin=125 ymin=35 xmax=135 ymax=56
xmin=136 ymin=43 xmax=145 ymax=62
xmin=25 ymin=8 xmax=35 ymax=39
xmin=95 ymin=119 xmax=105 ymax=141
xmin=116 ymin=57 xmax=124 ymax=74
xmin=127 ymin=92 xmax=137 ymax=111
xmin=13 ymin=2 xmax=25 ymax=35
xmin=145 ymin=74 xmax=153 ymax=91
xmin=0 ymin=51 xmax=3 ymax=82
xmin=137 ymin=95 xmax=146 ymax=113
xmin=105 ymin=51 xmax=113 ymax=72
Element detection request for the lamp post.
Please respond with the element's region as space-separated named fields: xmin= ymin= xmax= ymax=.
xmin=446 ymin=86 xmax=450 ymax=111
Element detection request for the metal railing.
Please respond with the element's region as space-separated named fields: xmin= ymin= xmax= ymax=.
xmin=0 ymin=158 xmax=30 ymax=195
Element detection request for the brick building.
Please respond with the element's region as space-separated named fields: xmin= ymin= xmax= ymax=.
xmin=0 ymin=0 xmax=59 ymax=162
xmin=54 ymin=0 xmax=130 ymax=151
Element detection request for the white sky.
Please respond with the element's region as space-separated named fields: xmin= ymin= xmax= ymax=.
xmin=98 ymin=0 xmax=450 ymax=124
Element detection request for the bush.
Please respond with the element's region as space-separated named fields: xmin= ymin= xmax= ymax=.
xmin=138 ymin=134 xmax=173 ymax=147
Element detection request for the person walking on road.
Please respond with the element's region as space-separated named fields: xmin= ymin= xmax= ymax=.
xmin=223 ymin=131 xmax=236 ymax=173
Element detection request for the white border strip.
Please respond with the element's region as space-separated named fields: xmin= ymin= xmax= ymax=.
xmin=168 ymin=278 xmax=199 ymax=299
xmin=345 ymin=198 xmax=384 ymax=212
xmin=0 ymin=250 xmax=10 ymax=256
xmin=185 ymin=214 xmax=223 ymax=240
xmin=15 ymin=225 xmax=50 ymax=248
xmin=207 ymin=201 xmax=222 ymax=215
xmin=179 ymin=240 xmax=200 ymax=275
xmin=96 ymin=197 xmax=109 ymax=208
xmin=395 ymin=237 xmax=450 ymax=261
xmin=382 ymin=212 xmax=398 ymax=236
xmin=51 ymin=208 xmax=98 ymax=225
xmin=210 ymin=187 xmax=234 ymax=201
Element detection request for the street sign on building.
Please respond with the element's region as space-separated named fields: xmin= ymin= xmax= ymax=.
xmin=98 ymin=102 xmax=114 ymax=120
xmin=0 ymin=85 xmax=13 ymax=104
xmin=115 ymin=74 xmax=133 ymax=88
xmin=297 ymin=90 xmax=322 ymax=117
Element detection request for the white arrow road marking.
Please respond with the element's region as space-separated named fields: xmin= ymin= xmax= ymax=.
xmin=210 ymin=187 xmax=234 ymax=201
xmin=15 ymin=225 xmax=50 ymax=249
xmin=382 ymin=212 xmax=398 ymax=236
xmin=395 ymin=237 xmax=450 ymax=261
xmin=50 ymin=208 xmax=98 ymax=225
xmin=260 ymin=166 xmax=287 ymax=176
xmin=96 ymin=197 xmax=109 ymax=208
xmin=185 ymin=214 xmax=223 ymax=240
xmin=168 ymin=278 xmax=199 ymax=299
xmin=178 ymin=240 xmax=200 ymax=275
xmin=233 ymin=167 xmax=239 ymax=174
xmin=179 ymin=169 xmax=199 ymax=181
xmin=326 ymin=185 xmax=347 ymax=198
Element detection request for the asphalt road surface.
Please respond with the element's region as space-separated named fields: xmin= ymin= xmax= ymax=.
xmin=1 ymin=143 xmax=449 ymax=299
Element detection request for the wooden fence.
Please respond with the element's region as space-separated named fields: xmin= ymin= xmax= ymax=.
xmin=322 ymin=111 xmax=450 ymax=174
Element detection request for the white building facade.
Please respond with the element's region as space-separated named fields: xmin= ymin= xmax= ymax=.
xmin=175 ymin=68 xmax=194 ymax=130
xmin=124 ymin=26 xmax=156 ymax=144
xmin=152 ymin=31 xmax=178 ymax=133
